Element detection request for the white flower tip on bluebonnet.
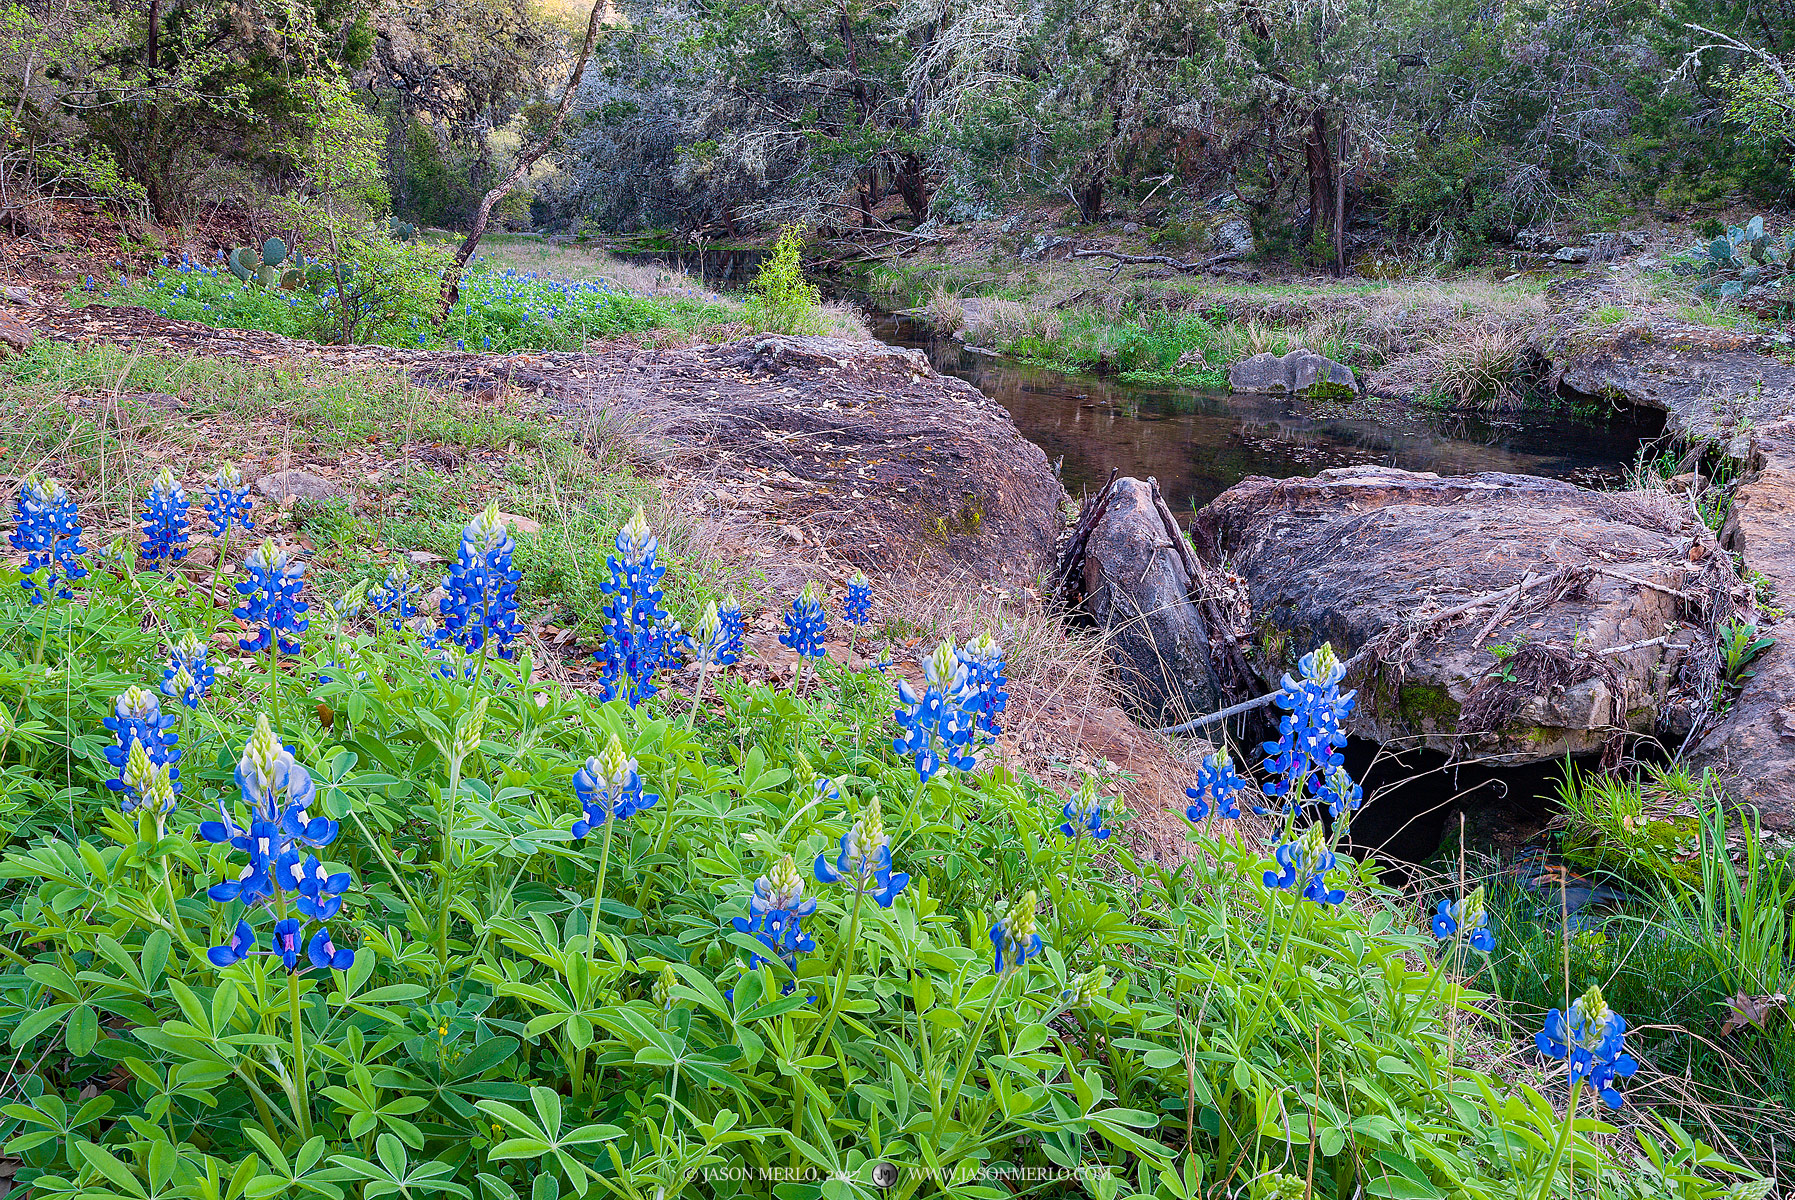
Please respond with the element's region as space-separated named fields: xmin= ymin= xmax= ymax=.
xmin=618 ymin=506 xmax=655 ymax=565
xmin=118 ymin=685 xmax=157 ymax=719
xmin=964 ymin=632 xmax=1002 ymax=664
xmin=1574 ymin=983 xmax=1614 ymax=1043
xmin=653 ymin=963 xmax=677 ymax=1010
xmin=1296 ymin=821 xmax=1328 ymax=862
xmin=594 ymin=732 xmax=635 ymax=791
xmin=151 ymin=467 xmax=181 ymax=497
xmin=1458 ymin=884 xmax=1487 ymax=928
xmin=848 ymin=569 xmax=869 ymax=588
xmin=453 ymin=698 xmax=489 ymax=760
xmin=242 ymin=712 xmax=283 ymax=796
xmin=800 ymin=580 xmax=821 ymax=607
xmin=170 ymin=664 xmax=196 ymax=698
xmin=1000 ymin=890 xmax=1039 ymax=944
xmin=925 ymin=638 xmax=965 ymax=691
xmin=697 ymin=600 xmax=720 ymax=639
xmin=213 ymin=462 xmax=243 ymax=490
xmin=143 ymin=767 xmax=177 ymax=815
xmin=464 ymin=502 xmax=510 ymax=554
xmin=852 ymin=794 xmax=887 ymax=854
xmin=721 ymin=593 xmax=741 ymax=617
xmin=21 ymin=473 xmax=66 ymax=506
xmin=1298 ymin=642 xmax=1346 ymax=686
xmin=176 ymin=632 xmax=206 ymax=658
xmin=763 ymin=853 xmax=806 ymax=910
xmin=122 ymin=739 xmax=157 ymax=795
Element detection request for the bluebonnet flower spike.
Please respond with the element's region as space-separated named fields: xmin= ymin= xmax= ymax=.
xmin=1059 ymin=776 xmax=1112 ymax=843
xmin=1536 ymin=984 xmax=1638 ymax=1109
xmin=1257 ymin=641 xmax=1357 ymax=819
xmin=104 ymin=686 xmax=181 ymax=809
xmin=1432 ymin=886 xmax=1495 ymax=953
xmin=894 ymin=639 xmax=979 ymax=783
xmin=369 ymin=561 xmax=420 ymax=630
xmin=733 ymin=854 xmax=818 ymax=988
xmin=204 ymin=463 xmax=255 ymax=538
xmin=10 ymin=474 xmax=88 ymax=604
xmin=139 ymin=468 xmax=191 ymax=571
xmin=780 ymin=583 xmax=828 ymax=660
xmin=1186 ymin=747 xmax=1246 ymax=822
xmin=843 ymin=571 xmax=872 ymax=627
xmin=440 ymin=503 xmax=524 ymax=658
xmin=990 ymin=890 xmax=1044 ymax=975
xmin=957 ymin=633 xmax=1008 ymax=742
xmin=814 ymin=794 xmax=910 ymax=907
xmin=1263 ymin=823 xmax=1345 ymax=906
xmin=235 ymin=540 xmax=309 ymax=654
xmin=161 ymin=634 xmax=214 ymax=708
xmin=595 ymin=507 xmax=675 ymax=706
xmin=572 ymin=733 xmax=660 ymax=837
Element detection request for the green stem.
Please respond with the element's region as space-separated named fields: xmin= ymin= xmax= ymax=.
xmin=809 ymin=883 xmax=868 ymax=1058
xmin=435 ymin=754 xmax=465 ymax=976
xmin=287 ymin=970 xmax=313 ymax=1140
xmin=591 ymin=817 xmax=615 ymax=945
xmin=934 ymin=974 xmax=1007 ymax=1141
xmin=1534 ymin=1076 xmax=1584 ymax=1200
xmin=687 ymin=663 xmax=708 ymax=729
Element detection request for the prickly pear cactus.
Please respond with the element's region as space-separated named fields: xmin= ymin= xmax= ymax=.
xmin=279 ymin=269 xmax=304 ymax=290
xmin=261 ymin=238 xmax=287 ymax=268
xmin=257 ymin=265 xmax=280 ymax=289
xmin=1673 ymin=214 xmax=1791 ymax=315
xmin=228 ymin=248 xmax=254 ymax=282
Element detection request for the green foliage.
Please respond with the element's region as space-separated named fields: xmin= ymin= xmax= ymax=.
xmin=1671 ymin=215 xmax=1793 ymax=312
xmin=743 ymin=227 xmax=824 ymax=336
xmin=0 ymin=448 xmax=1763 ymax=1197
xmin=1555 ymin=761 xmax=1706 ymax=888
xmin=1719 ymin=619 xmax=1777 ymax=685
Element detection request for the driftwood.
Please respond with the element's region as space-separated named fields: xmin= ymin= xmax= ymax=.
xmin=1071 ymin=249 xmax=1244 ymax=276
xmin=1054 ymin=467 xmax=1121 ymax=603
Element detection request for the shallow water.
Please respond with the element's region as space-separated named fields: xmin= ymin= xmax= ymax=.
xmin=873 ymin=312 xmax=1666 ymax=512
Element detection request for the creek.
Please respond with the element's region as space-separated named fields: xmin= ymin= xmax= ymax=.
xmin=871 ymin=311 xmax=1665 ymax=511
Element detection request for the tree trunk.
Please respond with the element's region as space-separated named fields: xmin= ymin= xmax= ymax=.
xmin=436 ymin=0 xmax=606 ymax=322
xmin=1333 ymin=125 xmax=1346 ymax=276
xmin=1304 ymin=108 xmax=1335 ymax=263
xmin=147 ymin=0 xmax=159 ymax=75
xmin=893 ymin=152 xmax=927 ymax=221
xmin=1077 ymin=172 xmax=1104 ymax=223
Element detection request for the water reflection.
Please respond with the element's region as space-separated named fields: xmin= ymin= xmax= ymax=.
xmin=874 ymin=314 xmax=1665 ymax=511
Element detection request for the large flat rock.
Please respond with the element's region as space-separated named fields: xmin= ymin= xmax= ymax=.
xmin=1554 ymin=322 xmax=1795 ymax=449
xmin=1695 ymin=420 xmax=1795 ymax=829
xmin=1192 ymin=465 xmax=1721 ymax=761
xmin=26 ymin=306 xmax=1066 ymax=586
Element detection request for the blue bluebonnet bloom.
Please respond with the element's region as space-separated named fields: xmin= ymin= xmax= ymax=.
xmin=1263 ymin=824 xmax=1345 ymax=906
xmin=595 ymin=508 xmax=673 ymax=707
xmin=814 ymin=795 xmax=910 ymax=907
xmin=203 ymin=463 xmax=255 ymax=538
xmin=1317 ymin=764 xmax=1363 ymax=820
xmin=872 ymin=648 xmax=892 ymax=674
xmin=842 ymin=571 xmax=872 ymax=627
xmin=369 ymin=562 xmax=421 ymax=630
xmin=439 ymin=504 xmax=524 ymax=659
xmin=1185 ymin=748 xmax=1246 ymax=822
xmin=1057 ymin=967 xmax=1109 ymax=1009
xmin=990 ymin=890 xmax=1044 ymax=975
xmin=160 ymin=634 xmax=214 ymax=708
xmin=1257 ymin=644 xmax=1357 ymax=818
xmin=780 ymin=583 xmax=828 ymax=660
xmin=1432 ymin=887 xmax=1495 ymax=952
xmin=1537 ymin=984 xmax=1638 ymax=1109
xmin=571 ymin=734 xmax=660 ymax=837
xmin=10 ymin=474 xmax=88 ymax=604
xmin=714 ymin=595 xmax=744 ymax=665
xmin=202 ymin=715 xmax=354 ymax=972
xmin=235 ymin=540 xmax=310 ymax=654
xmin=733 ymin=854 xmax=818 ymax=990
xmin=894 ymin=640 xmax=980 ymax=783
xmin=1059 ymin=777 xmax=1112 ymax=843
xmin=689 ymin=601 xmax=734 ymax=669
xmin=103 ymin=687 xmax=182 ymax=811
xmin=138 ymin=469 xmax=191 ymax=571
xmin=957 ymin=634 xmax=1009 ymax=742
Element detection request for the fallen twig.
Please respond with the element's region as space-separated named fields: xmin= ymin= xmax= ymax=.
xmin=1071 ymin=249 xmax=1244 ymax=275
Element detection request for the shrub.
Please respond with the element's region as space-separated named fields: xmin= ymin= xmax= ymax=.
xmin=744 ymin=225 xmax=825 ymax=335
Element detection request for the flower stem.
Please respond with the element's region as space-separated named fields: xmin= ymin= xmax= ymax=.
xmin=287 ymin=970 xmax=313 ymax=1140
xmin=1535 ymin=1075 xmax=1584 ymax=1200
xmin=935 ymin=974 xmax=1006 ymax=1140
xmin=809 ymin=883 xmax=867 ymax=1058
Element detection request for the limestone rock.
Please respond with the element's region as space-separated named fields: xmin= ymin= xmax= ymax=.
xmin=0 ymin=311 xmax=33 ymax=357
xmin=1229 ymin=349 xmax=1359 ymax=398
xmin=257 ymin=470 xmax=346 ymax=504
xmin=1694 ymin=420 xmax=1795 ymax=830
xmin=1192 ymin=465 xmax=1718 ymax=761
xmin=1064 ymin=477 xmax=1221 ymax=725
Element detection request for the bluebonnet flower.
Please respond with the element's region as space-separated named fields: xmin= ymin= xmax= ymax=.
xmin=306 ymin=927 xmax=354 ymax=970
xmin=1317 ymin=764 xmax=1362 ymax=820
xmin=716 ymin=595 xmax=744 ymax=666
xmin=1537 ymin=984 xmax=1639 ymax=1109
xmin=161 ymin=634 xmax=214 ymax=708
xmin=780 ymin=583 xmax=828 ymax=660
xmin=1263 ymin=824 xmax=1345 ymax=906
xmin=842 ymin=571 xmax=872 ymax=627
xmin=1185 ymin=748 xmax=1246 ymax=822
xmin=10 ymin=474 xmax=88 ymax=604
xmin=1432 ymin=887 xmax=1495 ymax=952
xmin=732 ymin=854 xmax=818 ymax=990
xmin=438 ymin=504 xmax=524 ymax=660
xmin=813 ymin=795 xmax=910 ymax=908
xmin=872 ymin=648 xmax=892 ymax=674
xmin=571 ymin=734 xmax=660 ymax=837
xmin=103 ymin=687 xmax=182 ymax=811
xmin=989 ymin=890 xmax=1043 ymax=975
xmin=137 ymin=469 xmax=191 ymax=571
xmin=235 ymin=540 xmax=309 ymax=654
xmin=202 ymin=715 xmax=355 ymax=973
xmin=894 ymin=640 xmax=979 ymax=782
xmin=1257 ymin=644 xmax=1357 ymax=818
xmin=1059 ymin=777 xmax=1112 ymax=843
xmin=688 ymin=601 xmax=735 ymax=670
xmin=203 ymin=463 xmax=255 ymax=538
xmin=369 ymin=561 xmax=421 ymax=630
xmin=1057 ymin=967 xmax=1109 ymax=1009
xmin=957 ymin=633 xmax=1008 ymax=741
xmin=595 ymin=508 xmax=673 ymax=707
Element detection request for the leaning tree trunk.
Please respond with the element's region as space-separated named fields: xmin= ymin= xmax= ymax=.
xmin=435 ymin=0 xmax=606 ymax=322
